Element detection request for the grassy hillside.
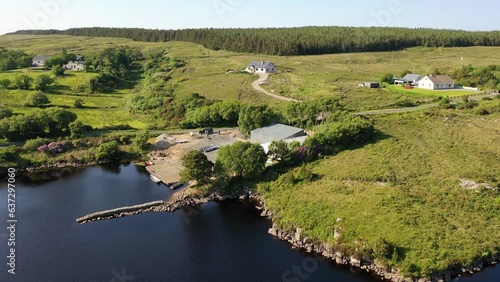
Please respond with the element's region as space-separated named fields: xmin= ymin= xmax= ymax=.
xmin=1 ymin=35 xmax=500 ymax=112
xmin=262 ymin=108 xmax=500 ymax=277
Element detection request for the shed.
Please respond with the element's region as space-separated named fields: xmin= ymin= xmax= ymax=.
xmin=364 ymin=82 xmax=380 ymax=88
xmin=250 ymin=123 xmax=306 ymax=145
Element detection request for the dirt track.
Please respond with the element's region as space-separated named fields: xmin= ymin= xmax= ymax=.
xmin=251 ymin=73 xmax=301 ymax=102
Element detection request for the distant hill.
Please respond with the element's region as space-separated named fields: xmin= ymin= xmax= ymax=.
xmin=11 ymin=26 xmax=500 ymax=56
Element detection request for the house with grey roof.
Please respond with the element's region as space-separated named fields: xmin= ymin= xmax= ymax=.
xmin=417 ymin=74 xmax=455 ymax=90
xmin=32 ymin=56 xmax=51 ymax=67
xmin=251 ymin=123 xmax=307 ymax=153
xmin=246 ymin=61 xmax=276 ymax=74
xmin=394 ymin=74 xmax=423 ymax=85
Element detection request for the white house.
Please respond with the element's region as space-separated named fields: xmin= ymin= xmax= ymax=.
xmin=63 ymin=61 xmax=85 ymax=71
xmin=246 ymin=61 xmax=276 ymax=74
xmin=394 ymin=74 xmax=423 ymax=85
xmin=32 ymin=56 xmax=51 ymax=67
xmin=417 ymin=75 xmax=455 ymax=90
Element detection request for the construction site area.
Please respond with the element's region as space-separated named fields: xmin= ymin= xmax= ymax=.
xmin=145 ymin=128 xmax=246 ymax=186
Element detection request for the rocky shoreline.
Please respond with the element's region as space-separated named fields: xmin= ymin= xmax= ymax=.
xmin=77 ymin=192 xmax=241 ymax=224
xmin=249 ymin=193 xmax=499 ymax=282
xmin=18 ymin=161 xmax=105 ymax=173
xmin=74 ymin=190 xmax=499 ymax=281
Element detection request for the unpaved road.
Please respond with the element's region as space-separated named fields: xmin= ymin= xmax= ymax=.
xmin=251 ymin=73 xmax=301 ymax=102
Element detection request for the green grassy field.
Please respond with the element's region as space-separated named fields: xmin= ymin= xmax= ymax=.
xmin=0 ymin=69 xmax=147 ymax=129
xmin=2 ymin=35 xmax=499 ymax=111
xmin=386 ymin=84 xmax=478 ymax=98
xmin=262 ymin=108 xmax=500 ymax=277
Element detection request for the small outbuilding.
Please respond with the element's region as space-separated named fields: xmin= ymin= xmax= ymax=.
xmin=394 ymin=74 xmax=423 ymax=85
xmin=364 ymin=82 xmax=380 ymax=89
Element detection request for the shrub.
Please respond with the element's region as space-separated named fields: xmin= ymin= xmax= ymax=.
xmin=0 ymin=79 xmax=11 ymax=88
xmin=73 ymin=99 xmax=84 ymax=108
xmin=380 ymin=73 xmax=394 ymax=84
xmin=37 ymin=142 xmax=67 ymax=154
xmin=24 ymin=137 xmax=51 ymax=151
xmin=15 ymin=75 xmax=33 ymax=90
xmin=0 ymin=108 xmax=13 ymax=120
xmin=34 ymin=75 xmax=54 ymax=91
xmin=25 ymin=91 xmax=50 ymax=107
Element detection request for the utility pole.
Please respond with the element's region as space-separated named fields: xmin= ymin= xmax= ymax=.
xmin=461 ymin=53 xmax=464 ymax=68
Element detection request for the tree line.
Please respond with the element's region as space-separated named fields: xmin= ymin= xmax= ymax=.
xmin=0 ymin=47 xmax=32 ymax=71
xmin=12 ymin=27 xmax=500 ymax=56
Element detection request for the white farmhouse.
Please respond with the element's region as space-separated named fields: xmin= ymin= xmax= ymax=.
xmin=63 ymin=61 xmax=85 ymax=71
xmin=417 ymin=75 xmax=455 ymax=90
xmin=246 ymin=61 xmax=276 ymax=74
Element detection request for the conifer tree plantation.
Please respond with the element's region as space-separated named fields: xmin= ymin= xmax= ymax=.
xmin=13 ymin=26 xmax=500 ymax=56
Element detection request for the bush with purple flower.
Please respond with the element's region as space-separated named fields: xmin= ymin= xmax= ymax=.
xmin=38 ymin=142 xmax=67 ymax=154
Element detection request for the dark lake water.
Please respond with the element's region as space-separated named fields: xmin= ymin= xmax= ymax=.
xmin=0 ymin=164 xmax=498 ymax=282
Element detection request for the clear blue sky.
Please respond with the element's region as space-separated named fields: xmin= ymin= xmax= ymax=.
xmin=0 ymin=0 xmax=498 ymax=36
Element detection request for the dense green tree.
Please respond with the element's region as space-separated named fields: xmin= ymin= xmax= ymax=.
xmin=238 ymin=105 xmax=276 ymax=134
xmin=95 ymin=140 xmax=121 ymax=161
xmin=133 ymin=129 xmax=151 ymax=151
xmin=34 ymin=74 xmax=54 ymax=91
xmin=44 ymin=56 xmax=66 ymax=68
xmin=180 ymin=150 xmax=214 ymax=184
xmin=13 ymin=27 xmax=500 ymax=56
xmin=44 ymin=107 xmax=77 ymax=135
xmin=52 ymin=65 xmax=65 ymax=76
xmin=73 ymin=99 xmax=84 ymax=108
xmin=216 ymin=142 xmax=267 ymax=179
xmin=0 ymin=108 xmax=13 ymax=120
xmin=268 ymin=140 xmax=292 ymax=163
xmin=380 ymin=73 xmax=394 ymax=84
xmin=0 ymin=57 xmax=17 ymax=71
xmin=23 ymin=137 xmax=51 ymax=151
xmin=15 ymin=75 xmax=33 ymax=89
xmin=0 ymin=48 xmax=32 ymax=70
xmin=0 ymin=79 xmax=10 ymax=88
xmin=309 ymin=113 xmax=374 ymax=154
xmin=68 ymin=120 xmax=85 ymax=138
xmin=25 ymin=91 xmax=50 ymax=107
xmin=184 ymin=100 xmax=243 ymax=128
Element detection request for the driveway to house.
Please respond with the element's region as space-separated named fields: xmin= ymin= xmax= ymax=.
xmin=355 ymin=92 xmax=498 ymax=115
xmin=251 ymin=73 xmax=301 ymax=102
